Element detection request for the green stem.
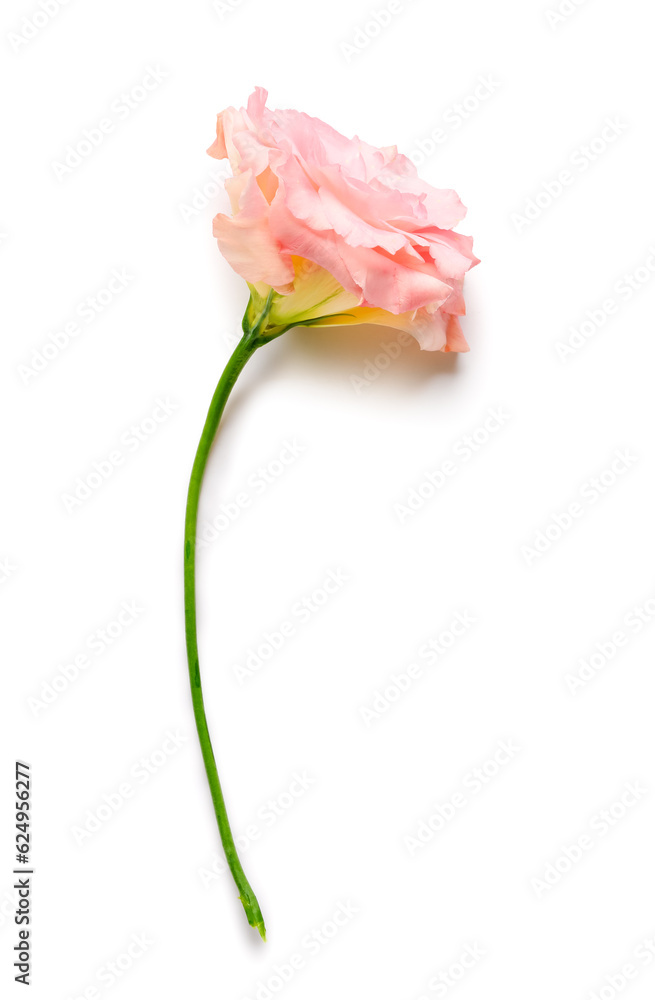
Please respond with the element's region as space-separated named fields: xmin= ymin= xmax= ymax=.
xmin=184 ymin=317 xmax=269 ymax=940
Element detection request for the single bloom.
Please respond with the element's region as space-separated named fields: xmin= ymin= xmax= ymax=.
xmin=208 ymin=88 xmax=479 ymax=351
xmin=183 ymin=89 xmax=482 ymax=941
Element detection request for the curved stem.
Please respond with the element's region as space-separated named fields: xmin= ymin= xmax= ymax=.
xmin=184 ymin=325 xmax=266 ymax=939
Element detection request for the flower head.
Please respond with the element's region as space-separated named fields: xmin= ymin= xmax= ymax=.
xmin=209 ymin=88 xmax=478 ymax=351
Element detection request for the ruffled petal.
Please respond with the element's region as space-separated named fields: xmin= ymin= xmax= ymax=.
xmin=212 ymin=171 xmax=294 ymax=289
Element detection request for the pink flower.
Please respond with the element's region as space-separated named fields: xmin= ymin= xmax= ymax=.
xmin=208 ymin=88 xmax=478 ymax=351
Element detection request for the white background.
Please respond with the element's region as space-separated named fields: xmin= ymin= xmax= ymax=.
xmin=2 ymin=0 xmax=655 ymax=998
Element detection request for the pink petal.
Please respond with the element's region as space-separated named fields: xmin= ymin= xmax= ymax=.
xmin=213 ymin=171 xmax=294 ymax=288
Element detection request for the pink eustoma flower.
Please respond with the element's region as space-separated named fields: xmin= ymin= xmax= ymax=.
xmin=184 ymin=90 xmax=480 ymax=945
xmin=208 ymin=87 xmax=479 ymax=351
